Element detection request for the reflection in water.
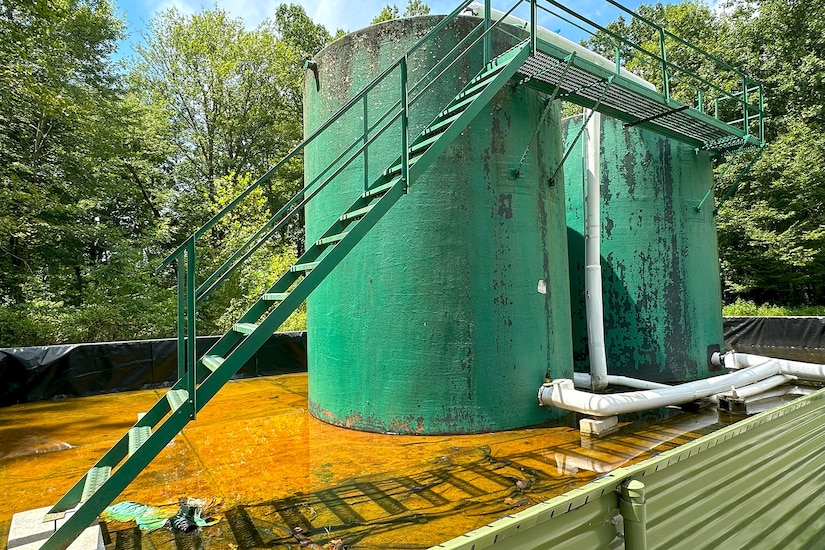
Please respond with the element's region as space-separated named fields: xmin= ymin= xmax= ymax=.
xmin=0 ymin=374 xmax=791 ymax=549
xmin=0 ymin=435 xmax=74 ymax=459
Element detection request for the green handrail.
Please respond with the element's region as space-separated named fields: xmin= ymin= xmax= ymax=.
xmin=195 ymin=98 xmax=405 ymax=301
xmin=539 ymin=0 xmax=764 ymax=143
xmin=158 ymin=0 xmax=526 ymax=381
xmin=196 ymin=107 xmax=405 ymax=302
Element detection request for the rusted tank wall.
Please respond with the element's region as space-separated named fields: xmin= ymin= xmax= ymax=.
xmin=563 ymin=114 xmax=723 ymax=383
xmin=303 ymin=17 xmax=573 ymax=434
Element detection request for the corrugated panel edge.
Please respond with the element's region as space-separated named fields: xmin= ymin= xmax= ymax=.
xmin=432 ymin=387 xmax=825 ymax=549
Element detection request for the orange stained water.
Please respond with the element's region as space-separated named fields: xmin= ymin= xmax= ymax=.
xmin=0 ymin=374 xmax=724 ymax=549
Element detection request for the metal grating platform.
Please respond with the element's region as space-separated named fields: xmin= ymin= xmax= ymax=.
xmin=518 ymin=43 xmax=761 ymax=153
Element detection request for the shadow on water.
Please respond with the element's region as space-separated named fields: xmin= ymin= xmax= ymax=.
xmin=108 ymin=409 xmax=720 ymax=549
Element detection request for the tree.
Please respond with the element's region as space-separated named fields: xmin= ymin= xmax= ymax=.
xmin=714 ymin=0 xmax=825 ymax=304
xmin=133 ymin=6 xmax=331 ymax=239
xmin=404 ymin=0 xmax=431 ymax=17
xmin=0 ymin=0 xmax=180 ymax=345
xmin=371 ymin=4 xmax=399 ymax=24
xmin=371 ymin=0 xmax=430 ymax=24
xmin=132 ymin=4 xmax=334 ymax=336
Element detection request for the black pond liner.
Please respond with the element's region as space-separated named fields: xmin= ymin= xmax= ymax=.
xmin=0 ymin=332 xmax=307 ymax=407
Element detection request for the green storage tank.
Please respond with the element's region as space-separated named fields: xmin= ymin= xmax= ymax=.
xmin=563 ymin=114 xmax=723 ymax=383
xmin=303 ymin=17 xmax=573 ymax=434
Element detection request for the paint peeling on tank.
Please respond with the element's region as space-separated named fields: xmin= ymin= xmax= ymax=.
xmin=563 ymin=115 xmax=723 ymax=383
xmin=498 ymin=193 xmax=513 ymax=218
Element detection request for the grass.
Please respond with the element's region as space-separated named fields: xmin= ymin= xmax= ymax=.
xmin=723 ymin=299 xmax=825 ymax=317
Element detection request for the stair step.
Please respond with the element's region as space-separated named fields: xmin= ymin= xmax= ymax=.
xmin=80 ymin=466 xmax=111 ymax=503
xmin=166 ymin=388 xmax=189 ymax=411
xmin=423 ymin=112 xmax=462 ymax=138
xmin=290 ymin=261 xmax=320 ymax=273
xmin=437 ymin=91 xmax=482 ymax=120
xmin=385 ymin=153 xmax=425 ymax=178
xmin=340 ymin=204 xmax=374 ymax=222
xmin=233 ymin=322 xmax=259 ymax=335
xmin=128 ymin=426 xmax=152 ymax=456
xmin=316 ymin=231 xmax=348 ymax=246
xmin=202 ymin=354 xmax=225 ymax=372
xmin=409 ymin=133 xmax=442 ymax=157
xmin=363 ymin=180 xmax=397 ymax=199
xmin=263 ymin=292 xmax=290 ymax=301
xmin=457 ymin=68 xmax=503 ymax=99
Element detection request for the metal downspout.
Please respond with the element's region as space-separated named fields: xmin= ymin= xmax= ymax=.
xmin=620 ymin=480 xmax=647 ymax=550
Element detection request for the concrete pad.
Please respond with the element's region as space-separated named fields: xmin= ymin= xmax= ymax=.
xmin=580 ymin=415 xmax=619 ymax=437
xmin=8 ymin=506 xmax=103 ymax=550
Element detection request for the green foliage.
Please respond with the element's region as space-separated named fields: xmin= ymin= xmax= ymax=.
xmin=0 ymin=0 xmax=179 ymax=345
xmin=404 ymin=0 xmax=431 ymax=17
xmin=715 ymin=0 xmax=825 ymax=305
xmin=371 ymin=0 xmax=430 ymax=24
xmin=0 ymin=1 xmax=329 ymax=346
xmin=723 ymin=299 xmax=825 ymax=317
xmin=371 ymin=4 xmax=400 ymax=24
xmin=193 ymin=173 xmax=306 ymax=334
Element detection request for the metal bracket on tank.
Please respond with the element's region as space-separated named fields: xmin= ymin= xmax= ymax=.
xmin=695 ymin=144 xmax=764 ymax=213
xmin=511 ymin=54 xmax=577 ymax=180
xmin=548 ymin=76 xmax=615 ymax=187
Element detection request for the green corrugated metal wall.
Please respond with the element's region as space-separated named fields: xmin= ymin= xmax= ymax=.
xmin=434 ymin=388 xmax=825 ymax=549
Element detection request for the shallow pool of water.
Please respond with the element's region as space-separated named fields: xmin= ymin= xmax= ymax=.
xmin=0 ymin=374 xmax=762 ymax=549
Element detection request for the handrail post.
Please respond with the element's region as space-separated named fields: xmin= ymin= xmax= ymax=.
xmin=400 ymin=57 xmax=410 ymax=192
xmin=758 ymin=83 xmax=765 ymax=142
xmin=615 ymin=46 xmax=621 ymax=74
xmin=363 ymin=92 xmax=369 ymax=191
xmin=530 ymin=0 xmax=537 ymax=54
xmin=484 ymin=0 xmax=492 ymax=65
xmin=176 ymin=258 xmax=186 ymax=382
xmin=658 ymin=28 xmax=669 ymax=100
xmin=697 ymin=89 xmax=703 ymax=113
xmin=742 ymin=76 xmax=750 ymax=137
xmin=186 ymin=239 xmax=197 ymax=419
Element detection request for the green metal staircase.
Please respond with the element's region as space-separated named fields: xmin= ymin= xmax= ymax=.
xmin=39 ymin=14 xmax=531 ymax=550
xmin=40 ymin=0 xmax=762 ymax=547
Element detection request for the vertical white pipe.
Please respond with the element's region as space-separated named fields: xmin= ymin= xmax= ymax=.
xmin=584 ymin=110 xmax=608 ymax=391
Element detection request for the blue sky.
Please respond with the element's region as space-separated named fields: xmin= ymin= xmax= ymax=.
xmin=111 ymin=0 xmax=648 ymax=58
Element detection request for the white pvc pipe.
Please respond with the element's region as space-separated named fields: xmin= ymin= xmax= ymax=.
xmin=540 ymin=355 xmax=825 ymax=416
xmin=723 ymin=374 xmax=795 ymax=399
xmin=706 ymin=374 xmax=788 ymax=404
xmin=733 ymin=353 xmax=825 ymax=381
xmin=583 ymin=111 xmax=608 ymax=391
xmin=574 ymin=372 xmax=669 ymax=391
xmin=539 ymin=361 xmax=781 ymax=416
